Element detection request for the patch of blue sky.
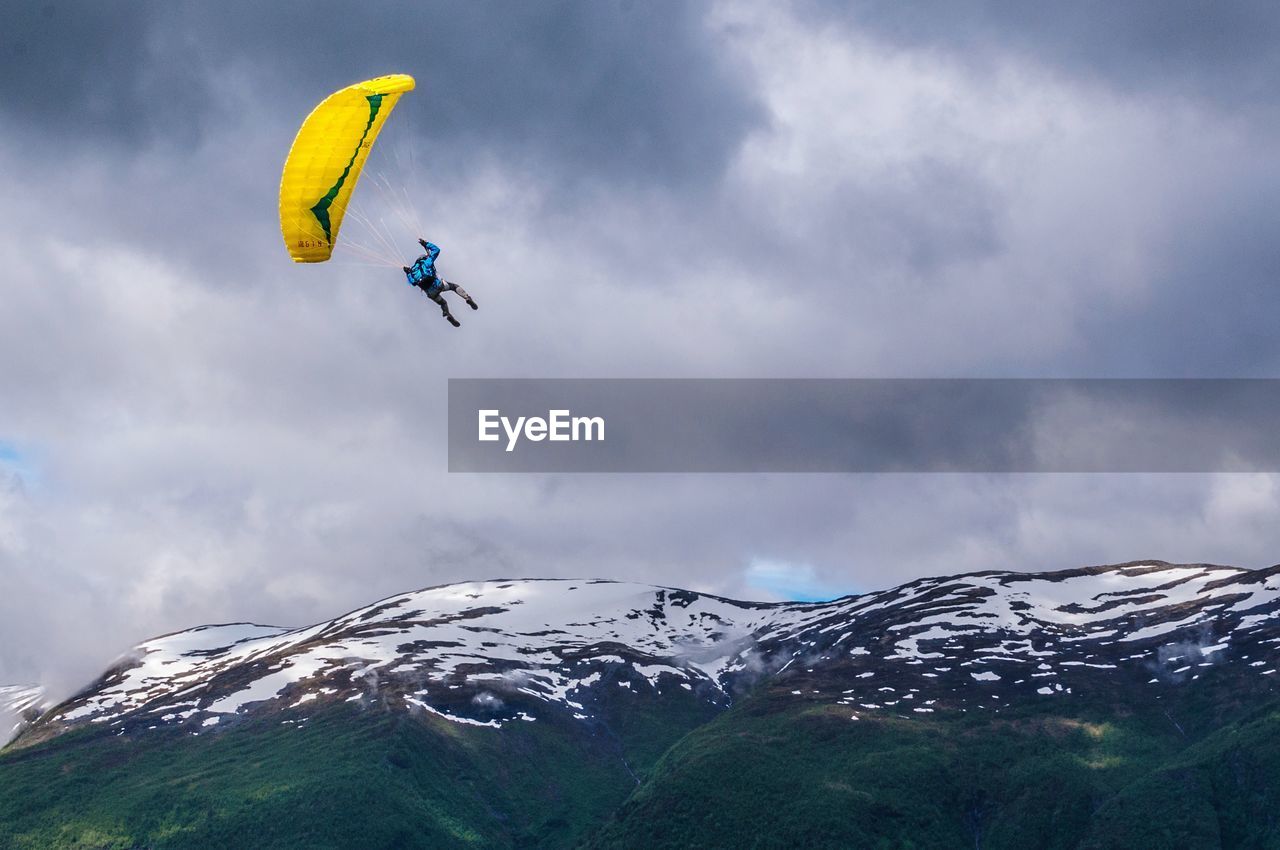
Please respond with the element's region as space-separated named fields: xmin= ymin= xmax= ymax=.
xmin=0 ymin=440 xmax=38 ymax=485
xmin=744 ymin=558 xmax=858 ymax=603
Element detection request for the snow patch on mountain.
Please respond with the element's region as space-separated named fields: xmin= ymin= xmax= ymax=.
xmin=0 ymin=685 xmax=46 ymax=741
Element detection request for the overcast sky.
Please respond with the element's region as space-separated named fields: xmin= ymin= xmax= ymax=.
xmin=3 ymin=1 xmax=1280 ymax=699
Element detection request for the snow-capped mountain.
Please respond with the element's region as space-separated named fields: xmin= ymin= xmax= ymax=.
xmin=11 ymin=561 xmax=1280 ymax=747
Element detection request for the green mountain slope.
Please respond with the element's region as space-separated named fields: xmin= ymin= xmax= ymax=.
xmin=592 ymin=678 xmax=1280 ymax=850
xmin=7 ymin=677 xmax=1280 ymax=848
xmin=0 ymin=689 xmax=715 ymax=850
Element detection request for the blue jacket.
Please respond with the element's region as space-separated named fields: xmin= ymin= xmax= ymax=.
xmin=405 ymin=242 xmax=441 ymax=286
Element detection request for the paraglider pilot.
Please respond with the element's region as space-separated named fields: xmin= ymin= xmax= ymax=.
xmin=404 ymin=239 xmax=478 ymax=327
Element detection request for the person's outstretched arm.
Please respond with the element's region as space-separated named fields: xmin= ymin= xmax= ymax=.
xmin=418 ymin=239 xmax=440 ymax=263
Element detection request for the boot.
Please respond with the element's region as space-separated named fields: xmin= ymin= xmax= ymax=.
xmin=466 ymin=296 xmax=478 ymax=310
xmin=444 ymin=313 xmax=460 ymax=328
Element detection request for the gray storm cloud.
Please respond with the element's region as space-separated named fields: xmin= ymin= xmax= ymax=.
xmin=1 ymin=1 xmax=1280 ymax=703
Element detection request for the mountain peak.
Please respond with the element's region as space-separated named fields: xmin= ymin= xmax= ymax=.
xmin=9 ymin=561 xmax=1280 ymax=749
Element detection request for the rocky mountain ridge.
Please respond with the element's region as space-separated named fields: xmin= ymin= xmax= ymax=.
xmin=9 ymin=560 xmax=1280 ymax=748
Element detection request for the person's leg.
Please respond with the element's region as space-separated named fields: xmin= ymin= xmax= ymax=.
xmin=442 ymin=280 xmax=478 ymax=310
xmin=429 ymin=291 xmax=460 ymax=326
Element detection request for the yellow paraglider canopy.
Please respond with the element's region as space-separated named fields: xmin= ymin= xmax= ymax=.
xmin=279 ymin=74 xmax=415 ymax=263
